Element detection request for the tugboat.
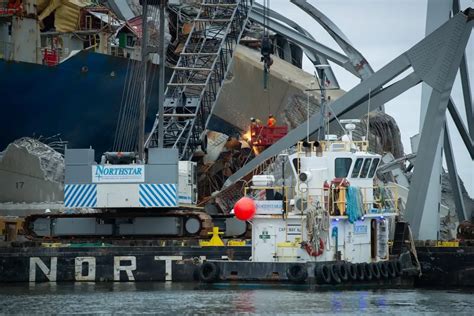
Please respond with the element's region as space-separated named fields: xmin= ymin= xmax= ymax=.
xmin=198 ymin=120 xmax=418 ymax=287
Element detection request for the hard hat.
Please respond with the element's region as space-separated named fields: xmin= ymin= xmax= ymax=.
xmin=250 ymin=117 xmax=256 ymax=122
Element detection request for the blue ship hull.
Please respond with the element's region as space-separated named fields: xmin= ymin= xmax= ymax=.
xmin=0 ymin=51 xmax=169 ymax=155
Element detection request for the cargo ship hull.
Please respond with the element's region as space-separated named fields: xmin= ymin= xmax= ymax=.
xmin=0 ymin=51 xmax=170 ymax=155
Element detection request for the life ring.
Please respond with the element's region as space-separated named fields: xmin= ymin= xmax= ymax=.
xmin=315 ymin=264 xmax=331 ymax=284
xmin=394 ymin=260 xmax=403 ymax=276
xmin=198 ymin=262 xmax=220 ymax=283
xmin=378 ymin=261 xmax=389 ymax=279
xmin=335 ymin=263 xmax=349 ymax=282
xmin=363 ymin=263 xmax=373 ymax=281
xmin=330 ymin=264 xmax=341 ymax=284
xmin=387 ymin=261 xmax=397 ymax=278
xmin=356 ymin=263 xmax=365 ymax=281
xmin=286 ymin=264 xmax=308 ymax=283
xmin=347 ymin=263 xmax=358 ymax=281
xmin=302 ymin=238 xmax=325 ymax=257
xmin=370 ymin=262 xmax=381 ymax=279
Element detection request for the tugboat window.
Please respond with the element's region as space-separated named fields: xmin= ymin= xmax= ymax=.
xmin=368 ymin=158 xmax=380 ymax=178
xmin=335 ymin=158 xmax=352 ymax=178
xmin=359 ymin=158 xmax=372 ymax=178
xmin=351 ymin=158 xmax=364 ymax=178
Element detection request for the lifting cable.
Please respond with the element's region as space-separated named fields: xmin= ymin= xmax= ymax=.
xmin=261 ymin=0 xmax=272 ymax=91
xmin=113 ymin=5 xmax=161 ymax=152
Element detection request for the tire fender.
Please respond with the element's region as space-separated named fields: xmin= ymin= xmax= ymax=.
xmin=315 ymin=264 xmax=332 ymax=284
xmin=356 ymin=263 xmax=365 ymax=281
xmin=394 ymin=260 xmax=403 ymax=276
xmin=370 ymin=262 xmax=381 ymax=279
xmin=378 ymin=261 xmax=389 ymax=279
xmin=199 ymin=262 xmax=220 ymax=283
xmin=347 ymin=263 xmax=358 ymax=281
xmin=387 ymin=261 xmax=397 ymax=278
xmin=286 ymin=264 xmax=308 ymax=283
xmin=336 ymin=263 xmax=349 ymax=282
xmin=330 ymin=264 xmax=342 ymax=284
xmin=363 ymin=263 xmax=373 ymax=281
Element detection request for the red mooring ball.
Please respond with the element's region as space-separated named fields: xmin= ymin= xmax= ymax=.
xmin=234 ymin=197 xmax=256 ymax=221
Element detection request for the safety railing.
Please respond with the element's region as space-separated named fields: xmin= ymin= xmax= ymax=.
xmin=244 ymin=183 xmax=398 ymax=218
xmin=296 ymin=140 xmax=369 ymax=154
xmin=250 ymin=125 xmax=288 ymax=147
xmin=42 ymin=48 xmax=59 ymax=66
xmin=327 ymin=185 xmax=398 ymax=216
xmin=0 ymin=0 xmax=21 ymax=16
xmin=294 ymin=185 xmax=399 ymax=216
xmin=0 ymin=41 xmax=12 ymax=60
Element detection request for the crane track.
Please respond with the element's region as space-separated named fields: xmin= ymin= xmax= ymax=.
xmin=23 ymin=208 xmax=214 ymax=241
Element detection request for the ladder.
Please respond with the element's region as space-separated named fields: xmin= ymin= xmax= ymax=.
xmin=146 ymin=0 xmax=254 ymax=160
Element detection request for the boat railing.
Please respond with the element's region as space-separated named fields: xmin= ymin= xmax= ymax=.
xmin=0 ymin=40 xmax=12 ymax=60
xmin=322 ymin=140 xmax=369 ymax=152
xmin=244 ymin=184 xmax=398 ymax=217
xmin=331 ymin=185 xmax=399 ymax=215
xmin=0 ymin=0 xmax=21 ymax=16
xmin=296 ymin=185 xmax=399 ymax=216
xmin=296 ymin=140 xmax=369 ymax=154
xmin=42 ymin=48 xmax=60 ymax=66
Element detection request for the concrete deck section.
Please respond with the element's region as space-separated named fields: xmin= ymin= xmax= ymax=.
xmin=210 ymin=45 xmax=345 ymax=134
xmin=0 ymin=139 xmax=63 ymax=204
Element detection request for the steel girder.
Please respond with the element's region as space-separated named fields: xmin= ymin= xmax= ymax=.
xmin=251 ymin=0 xmax=377 ymax=81
xmin=252 ymin=3 xmax=339 ymax=89
xmin=290 ymin=0 xmax=374 ymax=81
xmin=444 ymin=123 xmax=468 ymax=221
xmin=389 ymin=10 xmax=473 ymax=238
xmin=454 ymin=1 xmax=474 ymax=140
xmin=225 ymin=10 xmax=473 ymax=239
xmin=447 ymin=99 xmax=474 ymax=159
xmin=248 ymin=10 xmax=360 ymax=77
xmin=460 ymin=54 xmax=474 ymax=139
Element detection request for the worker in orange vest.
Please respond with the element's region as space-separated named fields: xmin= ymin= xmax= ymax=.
xmin=267 ymin=114 xmax=276 ymax=128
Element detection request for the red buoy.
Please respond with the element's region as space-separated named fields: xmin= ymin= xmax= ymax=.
xmin=234 ymin=197 xmax=256 ymax=221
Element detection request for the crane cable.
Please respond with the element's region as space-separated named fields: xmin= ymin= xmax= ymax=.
xmin=261 ymin=0 xmax=272 ymax=91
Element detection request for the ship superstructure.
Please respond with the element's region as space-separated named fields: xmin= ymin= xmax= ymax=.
xmin=249 ymin=123 xmax=397 ymax=265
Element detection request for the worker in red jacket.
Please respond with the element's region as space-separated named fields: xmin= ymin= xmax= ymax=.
xmin=267 ymin=114 xmax=276 ymax=128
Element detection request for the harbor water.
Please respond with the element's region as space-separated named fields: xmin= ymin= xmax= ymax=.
xmin=0 ymin=283 xmax=472 ymax=314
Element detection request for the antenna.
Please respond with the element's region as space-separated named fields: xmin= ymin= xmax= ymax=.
xmin=315 ymin=64 xmax=330 ymax=140
xmin=306 ymin=91 xmax=310 ymax=142
xmin=366 ymin=88 xmax=371 ymax=152
xmin=307 ymin=79 xmax=316 ymax=142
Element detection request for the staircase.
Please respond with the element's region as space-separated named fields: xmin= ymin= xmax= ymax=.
xmin=146 ymin=0 xmax=253 ymax=160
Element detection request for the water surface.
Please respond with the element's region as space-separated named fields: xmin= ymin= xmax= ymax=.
xmin=0 ymin=283 xmax=472 ymax=314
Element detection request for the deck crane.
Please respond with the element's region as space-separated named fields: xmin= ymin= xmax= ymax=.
xmin=24 ymin=0 xmax=254 ymax=240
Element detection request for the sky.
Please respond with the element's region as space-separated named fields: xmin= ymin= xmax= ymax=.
xmin=256 ymin=0 xmax=473 ymax=196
